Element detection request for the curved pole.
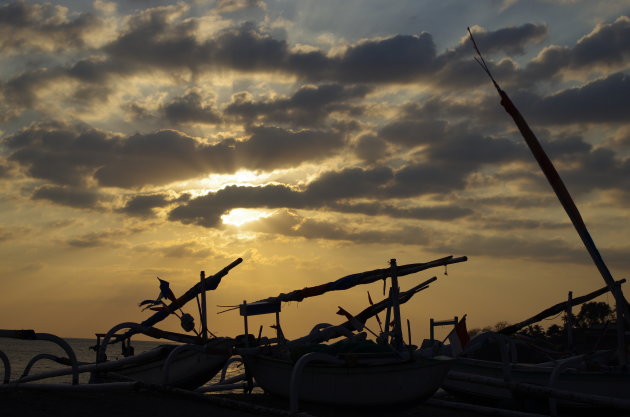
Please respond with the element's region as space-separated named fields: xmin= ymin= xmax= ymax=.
xmin=219 ymin=357 xmax=243 ymax=382
xmin=21 ymin=354 xmax=74 ymax=379
xmin=308 ymin=323 xmax=334 ymax=335
xmin=289 ymin=352 xmax=344 ymax=413
xmin=162 ymin=344 xmax=206 ymax=385
xmin=34 ymin=333 xmax=80 ymax=385
xmin=97 ymin=322 xmax=149 ymax=363
xmin=546 ymin=350 xmax=612 ymax=416
xmin=0 ymin=350 xmax=10 ymax=384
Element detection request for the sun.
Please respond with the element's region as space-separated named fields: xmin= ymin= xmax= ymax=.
xmin=221 ymin=208 xmax=273 ymax=227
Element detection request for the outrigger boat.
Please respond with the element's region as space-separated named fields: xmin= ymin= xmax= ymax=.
xmin=442 ymin=290 xmax=630 ymax=412
xmin=1 ymin=258 xmax=243 ymax=391
xmin=437 ymin=31 xmax=630 ymax=415
xmin=232 ymin=256 xmax=467 ymax=411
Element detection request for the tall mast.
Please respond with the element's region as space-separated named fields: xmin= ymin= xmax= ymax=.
xmin=468 ymin=29 xmax=630 ymax=327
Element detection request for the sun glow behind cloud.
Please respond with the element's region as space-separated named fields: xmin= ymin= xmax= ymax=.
xmin=172 ymin=170 xmax=275 ymax=197
xmin=222 ymin=208 xmax=273 ymax=226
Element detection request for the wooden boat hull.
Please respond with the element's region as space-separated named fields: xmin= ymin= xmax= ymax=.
xmin=247 ymin=353 xmax=453 ymax=406
xmin=443 ymin=357 xmax=630 ymax=407
xmin=92 ymin=338 xmax=233 ymax=389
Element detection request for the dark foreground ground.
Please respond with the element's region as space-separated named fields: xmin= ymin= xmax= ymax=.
xmin=0 ymin=389 xmax=495 ymax=417
xmin=5 ymin=388 xmax=629 ymax=417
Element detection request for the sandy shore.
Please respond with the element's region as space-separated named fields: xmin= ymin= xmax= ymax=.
xmin=0 ymin=388 xmax=493 ymax=417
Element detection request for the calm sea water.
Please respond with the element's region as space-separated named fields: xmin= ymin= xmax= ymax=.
xmin=0 ymin=337 xmax=244 ymax=387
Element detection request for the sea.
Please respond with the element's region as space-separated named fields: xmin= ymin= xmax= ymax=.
xmin=0 ymin=337 xmax=244 ymax=388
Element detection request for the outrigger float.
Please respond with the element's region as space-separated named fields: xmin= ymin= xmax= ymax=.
xmin=0 ymin=258 xmax=245 ymax=392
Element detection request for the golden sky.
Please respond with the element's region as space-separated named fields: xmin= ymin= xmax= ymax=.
xmin=1 ymin=0 xmax=630 ymax=343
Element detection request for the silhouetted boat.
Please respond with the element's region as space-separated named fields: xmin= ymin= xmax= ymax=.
xmin=1 ymin=259 xmax=243 ymax=391
xmin=234 ymin=256 xmax=467 ymax=411
xmin=437 ymin=31 xmax=630 ymax=415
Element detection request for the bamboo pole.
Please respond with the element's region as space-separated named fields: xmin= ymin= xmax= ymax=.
xmin=284 ymin=278 xmax=435 ymax=347
xmin=200 ymin=270 xmax=208 ymax=342
xmin=448 ymin=371 xmax=630 ymax=410
xmin=469 ymin=30 xmax=630 ymax=329
xmin=498 ymin=279 xmax=626 ymax=335
xmin=565 ymin=291 xmax=573 ymax=349
xmin=389 ymin=258 xmax=403 ymax=348
xmin=119 ymin=258 xmax=242 ymax=341
xmin=256 ymin=255 xmax=466 ymax=304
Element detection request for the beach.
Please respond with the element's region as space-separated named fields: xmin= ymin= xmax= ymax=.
xmin=0 ymin=388 xmax=492 ymax=417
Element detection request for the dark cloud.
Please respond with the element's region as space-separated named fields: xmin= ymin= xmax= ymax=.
xmin=162 ymin=90 xmax=221 ymax=125
xmin=440 ymin=234 xmax=590 ymax=264
xmin=0 ymin=12 xmax=603 ymax=125
xmin=225 ymin=84 xmax=370 ymax=126
xmin=0 ymin=226 xmax=30 ymax=242
xmin=476 ymin=217 xmax=569 ymax=231
xmin=4 ymin=121 xmax=345 ymax=189
xmin=353 ymin=134 xmax=389 ymax=163
xmin=561 ymin=147 xmax=630 ymax=194
xmin=434 ymin=232 xmax=630 ymax=268
xmin=326 ymin=32 xmax=438 ymax=83
xmin=4 ymin=12 xmax=628 ymax=127
xmin=66 ymin=57 xmax=132 ymax=85
xmin=541 ymin=134 xmax=592 ymax=160
xmin=67 ymin=234 xmax=110 ymax=248
xmin=237 ymin=125 xmax=344 ymax=171
xmin=304 ymin=166 xmax=394 ymax=201
xmin=2 ymin=67 xmax=64 ymax=109
xmin=422 ymin=23 xmax=547 ymax=91
xmin=330 ymin=201 xmax=473 ymax=221
xmin=379 ymin=119 xmax=448 ymax=148
xmin=244 ymin=210 xmax=430 ymax=246
xmin=488 ymin=137 xmax=630 ymax=198
xmin=523 ymin=45 xmax=572 ymax=82
xmin=6 ymin=121 xmax=119 ymax=187
xmin=65 ymin=227 xmax=142 ymax=249
xmin=461 ymin=195 xmax=557 ymax=209
xmin=118 ymin=193 xmax=171 ymax=218
xmin=0 ymin=59 xmax=127 ymax=119
xmin=572 ymin=16 xmax=630 ymax=69
xmin=98 ymin=8 xmax=441 ymax=84
xmin=91 ymin=129 xmax=226 ymax=188
xmin=447 ymin=23 xmax=548 ymax=61
xmin=385 ymin=162 xmax=469 ymax=198
xmin=0 ymin=163 xmax=10 ymax=178
xmin=427 ymin=125 xmax=523 ymax=167
xmin=523 ymin=16 xmax=630 ymax=82
xmin=215 ymin=0 xmax=267 ymax=14
xmin=157 ymin=242 xmax=213 ymax=258
xmin=0 ymin=1 xmax=101 ymax=53
xmin=169 ymin=184 xmax=303 ymax=227
xmin=32 ymin=185 xmax=103 ymax=209
xmin=167 ymin=165 xmax=474 ymax=228
xmin=374 ymin=116 xmax=525 ymax=198
xmin=511 ymin=72 xmax=630 ymax=125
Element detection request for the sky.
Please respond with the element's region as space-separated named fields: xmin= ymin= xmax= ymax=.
xmin=1 ymin=0 xmax=630 ymax=343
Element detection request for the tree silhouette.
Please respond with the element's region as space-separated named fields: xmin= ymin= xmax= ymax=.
xmin=575 ymin=301 xmax=614 ymax=328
